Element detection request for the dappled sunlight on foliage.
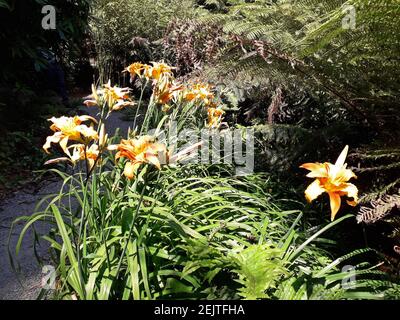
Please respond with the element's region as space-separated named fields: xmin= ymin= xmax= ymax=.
xmin=2 ymin=0 xmax=400 ymax=301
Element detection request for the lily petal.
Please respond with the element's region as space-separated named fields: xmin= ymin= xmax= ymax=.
xmin=87 ymin=159 xmax=96 ymax=171
xmin=78 ymin=115 xmax=98 ymax=124
xmin=304 ymin=179 xmax=325 ymax=203
xmin=341 ymin=183 xmax=359 ymax=205
xmin=124 ymin=162 xmax=136 ymax=180
xmin=124 ymin=162 xmax=141 ymax=180
xmin=107 ymin=144 xmax=119 ymax=151
xmin=145 ymin=154 xmax=161 ymax=169
xmin=76 ymin=125 xmax=99 ymax=141
xmin=44 ymin=157 xmax=71 ymax=165
xmin=328 ymin=192 xmax=342 ymax=221
xmin=83 ymin=100 xmax=98 ymax=107
xmin=336 ymin=167 xmax=357 ymax=182
xmin=43 ymin=132 xmax=62 ymax=153
xmin=300 ymin=162 xmax=329 ymax=178
xmin=335 ymin=145 xmax=349 ymax=168
xmin=59 ymin=136 xmax=70 ymax=157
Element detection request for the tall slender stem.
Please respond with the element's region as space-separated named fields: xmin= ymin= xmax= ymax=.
xmin=84 ymin=144 xmax=89 ymax=181
xmin=141 ymin=96 xmax=155 ymax=136
xmin=133 ymin=79 xmax=148 ymax=133
xmin=76 ymin=174 xmax=88 ymax=299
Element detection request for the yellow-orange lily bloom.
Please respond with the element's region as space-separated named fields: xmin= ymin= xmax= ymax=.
xmin=45 ymin=143 xmax=100 ymax=170
xmin=43 ymin=115 xmax=98 ymax=156
xmin=155 ymin=82 xmax=184 ymax=105
xmin=300 ymin=145 xmax=359 ymax=221
xmin=103 ymin=81 xmax=135 ymax=111
xmin=108 ymin=136 xmax=168 ymax=180
xmin=45 ymin=144 xmax=100 ymax=170
xmin=207 ymin=106 xmax=225 ymax=129
xmin=84 ymin=82 xmax=134 ymax=111
xmin=144 ymin=62 xmax=174 ymax=82
xmin=184 ymin=84 xmax=215 ymax=106
xmin=124 ymin=62 xmax=146 ymax=81
xmin=70 ymin=144 xmax=100 ymax=170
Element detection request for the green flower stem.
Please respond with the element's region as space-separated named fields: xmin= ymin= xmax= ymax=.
xmin=76 ymin=177 xmax=89 ymax=299
xmin=133 ymin=79 xmax=149 ymax=133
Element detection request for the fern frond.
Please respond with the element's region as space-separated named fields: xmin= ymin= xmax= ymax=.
xmin=357 ymin=194 xmax=400 ymax=224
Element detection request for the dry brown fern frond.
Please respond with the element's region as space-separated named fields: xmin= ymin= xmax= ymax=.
xmin=267 ymin=87 xmax=285 ymax=124
xmin=163 ymin=19 xmax=224 ymax=76
xmin=357 ymin=194 xmax=400 ymax=224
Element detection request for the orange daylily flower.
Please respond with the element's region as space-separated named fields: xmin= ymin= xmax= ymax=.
xmin=300 ymin=145 xmax=359 ymax=221
xmin=43 ymin=115 xmax=98 ymax=157
xmin=70 ymin=144 xmax=100 ymax=170
xmin=207 ymin=106 xmax=225 ymax=129
xmin=84 ymin=81 xmax=134 ymax=111
xmin=103 ymin=81 xmax=135 ymax=111
xmin=108 ymin=136 xmax=168 ymax=180
xmin=45 ymin=144 xmax=100 ymax=170
xmin=155 ymin=81 xmax=184 ymax=105
xmin=144 ymin=62 xmax=174 ymax=82
xmin=124 ymin=62 xmax=146 ymax=81
xmin=184 ymin=83 xmax=215 ymax=106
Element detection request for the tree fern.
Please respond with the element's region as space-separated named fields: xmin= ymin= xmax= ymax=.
xmin=198 ymin=0 xmax=400 ymax=123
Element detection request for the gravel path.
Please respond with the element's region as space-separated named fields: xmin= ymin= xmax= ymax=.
xmin=0 ymin=105 xmax=135 ymax=300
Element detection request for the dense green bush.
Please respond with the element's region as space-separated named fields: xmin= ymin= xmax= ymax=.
xmin=90 ymin=0 xmax=201 ymax=82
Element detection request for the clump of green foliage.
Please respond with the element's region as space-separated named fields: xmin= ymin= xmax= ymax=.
xmin=90 ymin=0 xmax=202 ymax=82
